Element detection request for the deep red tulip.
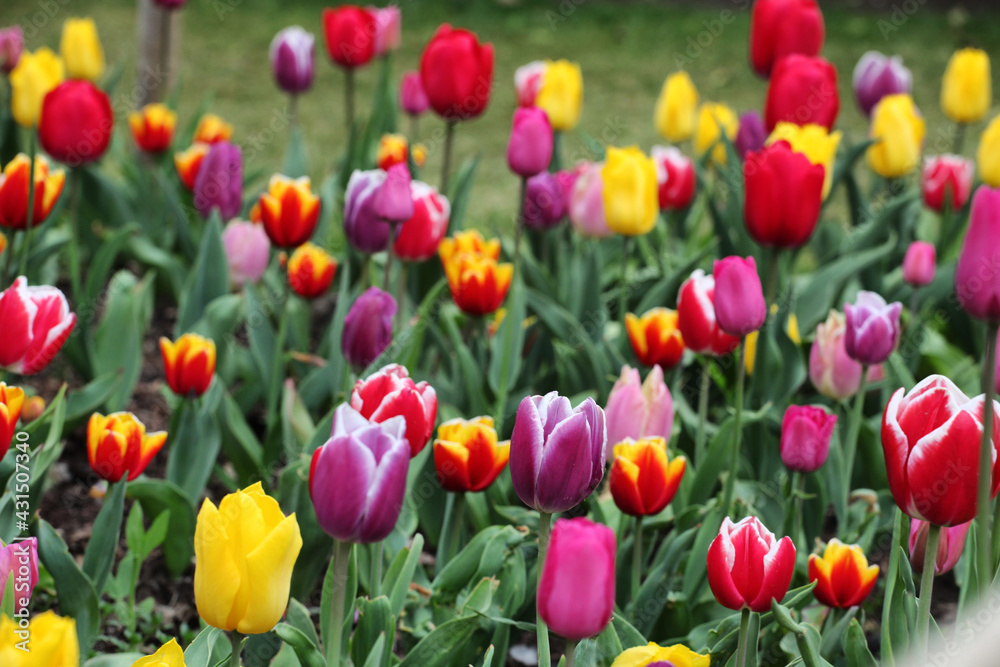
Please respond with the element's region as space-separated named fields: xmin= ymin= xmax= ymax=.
xmin=652 ymin=146 xmax=696 ymax=211
xmin=744 ymin=141 xmax=825 ymax=248
xmin=38 ymin=80 xmax=113 ymax=165
xmin=764 ymin=55 xmax=839 ymax=132
xmin=749 ymin=0 xmax=824 ymax=78
xmin=419 ymin=24 xmax=494 ymax=121
xmin=322 ymin=6 xmax=376 ymax=69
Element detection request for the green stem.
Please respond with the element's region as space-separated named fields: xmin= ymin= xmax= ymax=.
xmin=916 ymin=523 xmax=941 ymax=654
xmin=371 ymin=541 xmax=383 ymax=598
xmin=631 ymin=515 xmax=643 ymax=602
xmin=735 ymin=608 xmax=752 ymax=667
xmin=842 ymin=368 xmax=869 ymax=508
xmin=978 ymin=321 xmax=998 ymax=593
xmin=409 ymin=114 xmax=419 ymax=144
xmin=764 ymin=249 xmax=780 ymax=307
xmin=721 ymin=338 xmax=746 ymax=516
xmin=882 ymin=508 xmax=903 ymax=664
xmin=564 ymin=639 xmax=576 ymax=667
xmin=383 ymin=221 xmax=396 ymax=291
xmin=436 ymin=492 xmax=465 ymax=576
xmin=537 ymin=511 xmax=553 ymax=667
xmin=514 ymin=177 xmax=526 ymax=279
xmin=66 ymin=169 xmax=83 ymax=302
xmin=695 ymin=360 xmax=711 ymax=466
xmin=326 ymin=540 xmax=352 ymax=667
xmin=953 ymin=122 xmax=966 ymax=155
xmin=266 ymin=281 xmax=291 ymax=434
xmin=229 ymin=630 xmax=242 ymax=667
xmin=440 ymin=120 xmax=456 ymax=196
xmin=395 ymin=261 xmax=407 ymax=332
xmin=619 ymin=236 xmax=631 ymax=324
xmin=344 ymin=68 xmax=354 ymax=134
xmin=17 ymin=133 xmax=37 ymax=280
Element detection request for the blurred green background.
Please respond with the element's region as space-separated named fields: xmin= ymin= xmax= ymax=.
xmin=3 ymin=0 xmax=1000 ymax=232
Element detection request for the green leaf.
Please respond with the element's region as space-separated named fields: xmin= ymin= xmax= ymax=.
xmin=219 ymin=393 xmax=265 ymax=484
xmin=184 ymin=627 xmax=226 ymax=667
xmin=447 ymin=155 xmax=480 ymax=229
xmin=286 ymin=598 xmax=320 ymax=649
xmin=361 ymin=634 xmax=387 ymax=667
xmin=81 ymin=479 xmax=127 ymax=594
xmin=274 ymin=624 xmax=327 ymax=667
xmin=37 ymin=519 xmax=100 ymax=656
xmin=283 ymin=125 xmax=309 ymax=178
xmin=351 ymin=596 xmax=395 ymax=667
xmin=83 ymin=654 xmax=145 ymax=667
xmin=126 ymin=478 xmax=197 ymax=577
xmin=65 ymin=373 xmax=123 ymax=424
xmin=126 ymin=236 xmax=185 ymax=299
xmin=91 ymin=270 xmax=155 ymax=411
xmin=83 ymin=224 xmax=139 ymax=306
xmin=489 ymin=276 xmax=526 ymax=415
xmin=842 ymin=619 xmax=878 ymax=667
xmin=396 ymin=615 xmax=479 ymax=667
xmin=166 ymin=393 xmax=223 ymax=503
xmin=770 ymin=599 xmax=804 ymax=634
xmin=176 ymin=210 xmax=230 ymax=334
xmin=387 ymin=533 xmax=424 ymax=617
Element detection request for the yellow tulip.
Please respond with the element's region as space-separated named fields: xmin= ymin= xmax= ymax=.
xmin=977 ymin=114 xmax=1000 ymax=187
xmin=941 ymin=48 xmax=991 ymax=124
xmin=194 ymin=482 xmax=303 ymax=634
xmin=61 ymin=18 xmax=105 ymax=81
xmin=132 ymin=638 xmax=186 ymax=667
xmin=767 ymin=122 xmax=842 ymax=198
xmin=745 ymin=311 xmax=800 ymax=375
xmin=9 ymin=48 xmax=65 ymax=128
xmin=601 ymin=146 xmax=658 ymax=236
xmin=867 ymin=94 xmax=925 ymax=179
xmin=654 ymin=71 xmax=699 ymax=143
xmin=536 ymin=60 xmax=583 ymax=131
xmin=611 ymin=642 xmax=710 ymax=667
xmin=694 ymin=102 xmax=739 ymax=166
xmin=0 ymin=611 xmax=79 ymax=667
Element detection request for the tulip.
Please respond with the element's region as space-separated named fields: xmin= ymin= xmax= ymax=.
xmin=942 ymin=48 xmax=991 ymax=124
xmin=713 ymin=256 xmax=766 ymax=337
xmin=514 ymin=60 xmax=546 ymax=107
xmin=843 ymin=291 xmax=901 ymax=365
xmin=376 ymin=133 xmax=409 ymax=171
xmin=744 ymin=141 xmax=825 ymax=248
xmin=222 ymin=220 xmax=271 ymax=286
xmin=439 ymin=229 xmax=500 ymax=261
xmin=0 ymin=611 xmax=77 ymax=665
xmin=0 ymin=153 xmax=66 ymax=230
xmin=0 ymin=278 xmax=75 ymax=375
xmin=510 ymin=392 xmax=606 ymax=513
xmin=922 ymin=154 xmax=973 ymax=213
xmin=909 ymin=519 xmax=971 ymax=575
xmin=87 ymin=411 xmax=167 ymax=483
xmin=8 ymin=47 xmax=64 ymax=128
xmin=259 ymin=174 xmax=320 ymax=248
xmin=625 ymin=308 xmax=685 ymax=369
xmin=433 ymin=416 xmax=510 ymax=492
xmin=376 ymin=163 xmax=414 ymax=223
xmin=60 ymin=17 xmax=104 ymax=81
xmin=651 ymin=146 xmax=695 ymax=211
xmin=0 ymin=383 xmax=24 ymax=461
xmin=610 ymin=643 xmax=710 ymax=667
xmin=38 ymin=79 xmax=113 ymax=165
xmin=867 ymin=94 xmax=925 ymax=179
xmin=765 ymin=55 xmax=839 ymax=132
xmin=439 ymin=232 xmax=513 ymax=316
xmin=602 ymin=146 xmax=658 ymax=236
xmin=569 ymin=161 xmax=611 ymax=237
xmin=808 ymin=539 xmax=879 ymax=609
xmin=676 ymin=269 xmax=741 ymax=356
xmin=978 ymin=115 xmax=1000 ymax=187
xmin=193 ymin=141 xmax=242 ymax=220
xmin=536 ymin=59 xmax=583 ymax=132
xmin=882 ymin=375 xmax=1000 ymax=526
xmin=342 ymin=287 xmax=396 ymax=370
xmin=604 ymin=365 xmax=673 ymax=455
xmin=193 ymin=113 xmax=233 ymax=144
xmin=369 ymin=6 xmax=401 ymax=56
xmin=351 ymin=364 xmax=437 ymax=457
xmin=707 ymin=516 xmax=796 ymax=612
xmin=956 ymin=186 xmax=1000 ymax=321
xmin=400 ymin=71 xmax=429 ymax=116
xmin=780 ymin=405 xmax=837 ymax=473
xmin=420 ymin=24 xmax=494 ymax=121
xmin=766 ymin=122 xmax=842 ymax=198
xmin=195 ymin=482 xmax=302 ymax=633
xmin=749 ymin=0 xmax=824 ymax=78
xmin=288 ymin=242 xmax=337 ymax=299
xmin=153 ymin=0 xmax=187 ymax=9
xmin=507 ymin=107 xmax=554 ymax=178
xmin=270 ymin=26 xmax=315 ymax=94
xmin=809 ymin=310 xmax=866 ymax=400
xmin=524 ymin=172 xmax=567 ymax=229
xmin=128 ymin=103 xmax=177 ymax=154
xmin=322 ymin=5 xmax=376 ymax=69
xmin=609 ymin=437 xmax=685 ymax=517
xmin=853 ymin=51 xmax=912 ymax=117
xmin=903 ymin=241 xmax=936 ymax=288
xmin=394 ymin=181 xmax=450 ymax=261
xmin=174 ymin=142 xmax=210 ymax=190
xmin=0 ymin=26 xmax=24 ymax=73
xmin=654 ymin=71 xmax=698 ymax=143
xmin=0 ymin=538 xmax=38 ymax=614
xmin=159 ymin=333 xmax=216 ymax=397
xmin=344 ymin=169 xmax=394 ymax=253
xmin=734 ymin=110 xmax=766 ymax=159
xmin=21 ymin=395 xmax=44 ymax=422
xmin=694 ymin=103 xmax=739 ymax=165
xmin=133 ymin=639 xmax=185 ymax=667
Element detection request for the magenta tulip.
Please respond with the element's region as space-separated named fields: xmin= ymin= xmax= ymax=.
xmin=734 ymin=110 xmax=766 ymax=158
xmin=375 ymin=163 xmax=414 ymax=223
xmin=0 ymin=538 xmax=38 ymax=614
xmin=269 ymin=26 xmax=315 ymax=94
xmin=843 ymin=291 xmax=901 ymax=365
xmin=507 ymin=107 xmax=553 ymax=178
xmin=399 ymin=71 xmax=429 ymax=116
xmin=909 ymin=519 xmax=970 ymax=576
xmin=342 ymin=287 xmax=396 ymax=371
xmin=903 ymin=241 xmax=936 ymax=288
xmin=713 ymin=256 xmax=766 ymax=337
xmin=780 ymin=405 xmax=837 ymax=472
xmin=956 ymin=186 xmax=1000 ymax=321
xmin=853 ymin=51 xmax=912 ymax=118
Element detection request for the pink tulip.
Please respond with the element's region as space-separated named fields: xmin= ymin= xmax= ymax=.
xmin=0 ymin=538 xmax=38 ymax=614
xmin=712 ymin=256 xmax=766 ymax=337
xmin=903 ymin=241 xmax=936 ymax=288
xmin=809 ymin=310 xmax=865 ymax=400
xmin=399 ymin=71 xmax=429 ymax=116
xmin=222 ymin=221 xmax=271 ymax=286
xmin=780 ymin=405 xmax=837 ymax=472
xmin=568 ymin=162 xmax=611 ymax=237
xmin=0 ymin=277 xmax=76 ymax=375
xmin=538 ymin=517 xmax=615 ymax=641
xmin=908 ymin=519 xmax=970 ymax=576
xmin=956 ymin=185 xmax=1000 ymax=321
xmin=375 ymin=163 xmax=414 ymax=223
xmin=507 ymin=107 xmax=553 ymax=178
xmin=514 ymin=61 xmax=546 ymax=107
xmin=0 ymin=26 xmax=23 ymax=73
xmin=604 ymin=365 xmax=673 ymax=460
xmin=368 ymin=6 xmax=401 ymax=56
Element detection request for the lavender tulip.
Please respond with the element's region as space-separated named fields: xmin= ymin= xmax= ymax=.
xmin=843 ymin=291 xmax=902 ymax=365
xmin=376 ymin=163 xmax=414 ymax=223
xmin=269 ymin=26 xmax=315 ymax=95
xmin=604 ymin=365 xmax=673 ymax=459
xmin=523 ymin=172 xmax=567 ymax=230
xmin=734 ymin=111 xmax=766 ymax=158
xmin=853 ymin=51 xmax=912 ymax=117
xmin=510 ymin=392 xmax=607 ymax=513
xmin=342 ymin=287 xmax=396 ymax=370
xmin=222 ymin=220 xmax=270 ymax=286
xmin=193 ymin=141 xmax=242 ymax=221
xmin=309 ymin=404 xmax=409 ymax=543
xmin=344 ymin=169 xmax=390 ymax=254
xmin=569 ymin=162 xmax=611 ymax=237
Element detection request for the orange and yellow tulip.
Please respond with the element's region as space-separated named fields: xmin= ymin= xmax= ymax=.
xmin=288 ymin=242 xmax=337 ymax=299
xmin=87 ymin=411 xmax=167 ymax=483
xmin=0 ymin=383 xmax=24 ymax=461
xmin=174 ymin=142 xmax=210 ymax=190
xmin=193 ymin=113 xmax=233 ymax=144
xmin=433 ymin=416 xmax=510 ymax=492
xmin=259 ymin=175 xmax=321 ymax=248
xmin=808 ymin=539 xmax=879 ymax=608
xmin=160 ymin=333 xmax=217 ymax=397
xmin=625 ymin=308 xmax=685 ymax=369
xmin=377 ymin=133 xmax=409 ymax=171
xmin=0 ymin=153 xmax=66 ymax=230
xmin=441 ymin=247 xmax=513 ymax=316
xmin=609 ymin=437 xmax=685 ymax=517
xmin=439 ymin=230 xmax=501 ymax=264
xmin=129 ymin=103 xmax=177 ymax=153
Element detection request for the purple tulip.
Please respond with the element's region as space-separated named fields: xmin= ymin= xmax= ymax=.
xmin=843 ymin=291 xmax=902 ymax=365
xmin=523 ymin=172 xmax=567 ymax=230
xmin=400 ymin=71 xmax=429 ymax=116
xmin=780 ymin=405 xmax=837 ymax=473
xmin=510 ymin=392 xmax=607 ymax=513
xmin=342 ymin=287 xmax=396 ymax=370
xmin=270 ymin=26 xmax=315 ymax=95
xmin=956 ymin=186 xmax=1000 ymax=322
xmin=604 ymin=365 xmax=673 ymax=460
xmin=0 ymin=538 xmax=38 ymax=614
xmin=853 ymin=51 xmax=912 ymax=117
xmin=507 ymin=107 xmax=553 ymax=178
xmin=909 ymin=519 xmax=970 ymax=576
xmin=193 ymin=141 xmax=243 ymax=221
xmin=376 ymin=163 xmax=414 ymax=223
xmin=152 ymin=0 xmax=187 ymax=9
xmin=713 ymin=256 xmax=766 ymax=337
xmin=569 ymin=162 xmax=611 ymax=237
xmin=309 ymin=404 xmax=409 ymax=543
xmin=734 ymin=111 xmax=766 ymax=158
xmin=222 ymin=220 xmax=270 ymax=285
xmin=344 ymin=169 xmax=391 ymax=254
xmin=0 ymin=26 xmax=23 ymax=73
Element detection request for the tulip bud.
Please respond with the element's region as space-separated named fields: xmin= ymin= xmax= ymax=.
xmin=193 ymin=141 xmax=243 ymax=221
xmin=942 ymin=48 xmax=991 ymax=124
xmin=507 ymin=107 xmax=553 ymax=178
xmin=376 ymin=163 xmax=415 ymax=223
xmin=0 ymin=611 xmax=77 ymax=664
xmin=0 ymin=278 xmax=75 ymax=375
xmin=651 ymin=146 xmax=695 ymax=212
xmin=808 ymin=540 xmax=879 ymax=608
xmin=867 ymin=94 xmax=925 ymax=179
xmin=0 ymin=537 xmax=38 ymax=615
xmin=0 ymin=154 xmax=66 ymax=230
xmin=0 ymin=383 xmax=24 ymax=462
xmin=568 ymin=162 xmax=611 ymax=237
xmin=524 ymin=172 xmax=567 ymax=229
xmin=60 ymin=17 xmax=104 ymax=81
xmin=766 ymin=122 xmax=842 ymax=198
xmin=394 ymin=181 xmax=450 ymax=261
xmin=420 ymin=24 xmax=494 ymax=121
xmin=694 ymin=103 xmax=739 ymax=166
xmin=902 ymin=241 xmax=936 ymax=288
xmin=602 ymin=146 xmax=658 ymax=236
xmin=174 ymin=142 xmax=210 ymax=190
xmin=87 ymin=412 xmax=167 ymax=483
xmin=604 ymin=365 xmax=673 ymax=456
xmin=400 ymin=71 xmax=429 ymax=116
xmin=853 ymin=51 xmax=912 ymax=117
xmin=159 ymin=333 xmax=216 ymax=397
xmin=351 ymin=364 xmax=438 ymax=458
xmin=909 ymin=519 xmax=971 ymax=576
xmin=222 ymin=220 xmax=270 ymax=286
xmin=749 ymin=0 xmax=824 ymax=78
xmin=132 ymin=639 xmax=185 ymax=667
xmin=712 ymin=256 xmax=766 ymax=337
xmin=610 ymin=643 xmax=710 ymax=667
xmin=322 ymin=6 xmax=376 ymax=69
xmin=707 ymin=516 xmax=795 ymax=612
xmin=193 ymin=113 xmax=233 ymax=145
xmin=780 ymin=405 xmax=837 ymax=472
xmin=39 ymin=80 xmax=114 ymax=165
xmin=288 ymin=242 xmax=337 ymax=299
xmin=270 ymin=26 xmax=315 ymax=94
xmin=764 ymin=55 xmax=839 ymax=132
xmin=514 ymin=60 xmax=546 ymax=107
xmin=734 ymin=110 xmax=766 ymax=159
xmin=195 ymin=483 xmax=302 ymax=633
xmin=9 ymin=47 xmax=64 ymax=128
xmin=129 ymin=103 xmax=177 ymax=154
xmin=843 ymin=291 xmax=901 ymax=365
xmin=369 ymin=6 xmax=401 ymax=57
xmin=538 ymin=518 xmax=616 ymax=642
xmin=922 ymin=154 xmax=973 ymax=213
xmin=0 ymin=26 xmax=24 ymax=74
xmin=654 ymin=71 xmax=698 ymax=143
xmin=342 ymin=287 xmax=396 ymax=371
xmin=260 ymin=174 xmax=320 ymax=248
xmin=510 ymin=392 xmax=606 ymax=513
xmin=744 ymin=141 xmax=825 ymax=248
xmin=609 ymin=437 xmax=685 ymax=517
xmin=434 ymin=417 xmax=510 ymax=492
xmin=625 ymin=308 xmax=685 ymax=370
xmin=536 ymin=59 xmax=583 ymax=132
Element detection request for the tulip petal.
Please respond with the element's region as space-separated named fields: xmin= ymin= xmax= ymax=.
xmin=358 ymin=439 xmax=410 ymax=543
xmin=193 ymin=501 xmax=241 ymax=631
xmin=706 ymin=531 xmax=746 ymax=611
xmin=238 ymin=514 xmax=303 ymax=634
xmin=906 ymin=408 xmax=982 ymax=525
xmin=535 ymin=411 xmax=594 ymax=513
xmin=311 ymin=437 xmax=375 ymax=541
xmin=510 ymin=396 xmax=544 ymax=508
xmin=750 ymin=535 xmax=796 ymax=611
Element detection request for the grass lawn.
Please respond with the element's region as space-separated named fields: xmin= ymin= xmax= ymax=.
xmin=4 ymin=0 xmax=1000 ymax=234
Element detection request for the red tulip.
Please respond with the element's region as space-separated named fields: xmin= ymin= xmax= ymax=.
xmin=652 ymin=145 xmax=695 ymax=211
xmin=749 ymin=0 xmax=825 ymax=78
xmin=744 ymin=141 xmax=825 ymax=248
xmin=908 ymin=519 xmax=971 ymax=575
xmin=38 ymin=80 xmax=113 ymax=165
xmin=322 ymin=6 xmax=376 ymax=69
xmin=350 ymin=364 xmax=438 ymax=457
xmin=922 ymin=154 xmax=973 ymax=213
xmin=676 ymin=269 xmax=740 ymax=356
xmin=707 ymin=516 xmax=796 ymax=612
xmin=0 ymin=277 xmax=75 ymax=375
xmin=394 ymin=181 xmax=450 ymax=262
xmin=419 ymin=24 xmax=494 ymax=121
xmin=764 ymin=55 xmax=839 ymax=132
